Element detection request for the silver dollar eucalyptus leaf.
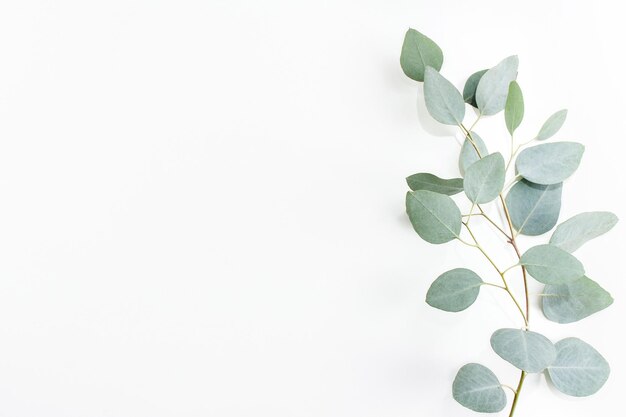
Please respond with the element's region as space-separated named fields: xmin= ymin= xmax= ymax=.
xmin=505 ymin=179 xmax=562 ymax=236
xmin=490 ymin=328 xmax=556 ymax=373
xmin=516 ymin=142 xmax=584 ymax=185
xmin=426 ymin=268 xmax=483 ymax=312
xmin=463 ymin=69 xmax=488 ymax=108
xmin=505 ymin=80 xmax=524 ymax=135
xmin=406 ymin=173 xmax=464 ymax=196
xmin=550 ymin=211 xmax=619 ymax=253
xmin=405 ymin=190 xmax=461 ymax=244
xmin=463 ymin=152 xmax=505 ymax=204
xmin=423 ymin=67 xmax=465 ymax=125
xmin=537 ymin=109 xmax=568 ymax=141
xmin=475 ymin=55 xmax=519 ymax=116
xmin=452 ymin=363 xmax=507 ymax=413
xmin=520 ymin=244 xmax=585 ymax=285
xmin=400 ymin=28 xmax=443 ymax=82
xmin=547 ymin=338 xmax=610 ymax=397
xmin=459 ymin=131 xmax=488 ymax=176
xmin=542 ymin=276 xmax=613 ymax=324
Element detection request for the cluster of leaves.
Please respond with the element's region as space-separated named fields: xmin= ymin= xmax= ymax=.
xmin=401 ymin=28 xmax=617 ymax=415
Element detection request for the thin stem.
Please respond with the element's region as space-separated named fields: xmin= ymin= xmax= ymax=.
xmin=482 ymin=282 xmax=507 ymax=290
xmin=508 ymin=371 xmax=527 ymax=417
xmin=477 ymin=205 xmax=512 ymax=240
xmin=502 ymin=384 xmax=517 ymax=395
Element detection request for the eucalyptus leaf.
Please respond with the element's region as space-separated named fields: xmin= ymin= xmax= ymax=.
xmin=516 ymin=142 xmax=585 ymax=185
xmin=475 ymin=55 xmax=519 ymax=116
xmin=505 ymin=81 xmax=524 ymax=135
xmin=505 ymin=179 xmax=562 ymax=236
xmin=547 ymin=338 xmax=610 ymax=397
xmin=452 ymin=363 xmax=507 ymax=413
xmin=537 ymin=109 xmax=568 ymax=141
xmin=426 ymin=268 xmax=483 ymax=312
xmin=463 ymin=69 xmax=488 ymax=108
xmin=520 ymin=244 xmax=585 ymax=285
xmin=550 ymin=211 xmax=619 ymax=253
xmin=406 ymin=173 xmax=464 ymax=195
xmin=400 ymin=28 xmax=444 ymax=82
xmin=406 ymin=190 xmax=462 ymax=244
xmin=490 ymin=328 xmax=556 ymax=373
xmin=459 ymin=131 xmax=488 ymax=176
xmin=542 ymin=276 xmax=613 ymax=324
xmin=463 ymin=153 xmax=505 ymax=204
xmin=424 ymin=67 xmax=465 ymax=125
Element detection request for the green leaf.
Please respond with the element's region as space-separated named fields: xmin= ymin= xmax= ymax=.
xmin=547 ymin=338 xmax=610 ymax=397
xmin=463 ymin=152 xmax=505 ymax=204
xmin=423 ymin=67 xmax=465 ymax=125
xmin=475 ymin=56 xmax=519 ymax=116
xmin=452 ymin=363 xmax=507 ymax=413
xmin=516 ymin=142 xmax=585 ymax=185
xmin=549 ymin=211 xmax=619 ymax=253
xmin=400 ymin=28 xmax=444 ymax=82
xmin=542 ymin=276 xmax=613 ymax=324
xmin=463 ymin=69 xmax=488 ymax=108
xmin=459 ymin=132 xmax=488 ymax=176
xmin=537 ymin=109 xmax=568 ymax=141
xmin=505 ymin=81 xmax=524 ymax=135
xmin=406 ymin=173 xmax=464 ymax=195
xmin=520 ymin=244 xmax=585 ymax=284
xmin=505 ymin=179 xmax=562 ymax=236
xmin=490 ymin=328 xmax=556 ymax=373
xmin=406 ymin=190 xmax=462 ymax=244
xmin=426 ymin=268 xmax=483 ymax=312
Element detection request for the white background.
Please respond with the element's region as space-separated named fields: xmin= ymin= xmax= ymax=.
xmin=0 ymin=1 xmax=625 ymax=416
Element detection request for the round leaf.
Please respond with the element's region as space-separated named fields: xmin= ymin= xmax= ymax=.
xmin=505 ymin=179 xmax=562 ymax=236
xmin=475 ymin=55 xmax=519 ymax=116
xmin=452 ymin=363 xmax=507 ymax=413
xmin=520 ymin=244 xmax=585 ymax=284
xmin=542 ymin=276 xmax=613 ymax=324
xmin=463 ymin=69 xmax=488 ymax=108
xmin=463 ymin=152 xmax=505 ymax=204
xmin=516 ymin=142 xmax=585 ymax=185
xmin=424 ymin=67 xmax=465 ymax=125
xmin=426 ymin=268 xmax=483 ymax=312
xmin=400 ymin=28 xmax=443 ymax=82
xmin=490 ymin=328 xmax=556 ymax=373
xmin=537 ymin=109 xmax=568 ymax=141
xmin=505 ymin=81 xmax=524 ymax=135
xmin=405 ymin=190 xmax=462 ymax=244
xmin=459 ymin=131 xmax=488 ymax=176
xmin=550 ymin=211 xmax=619 ymax=253
xmin=406 ymin=173 xmax=464 ymax=196
xmin=547 ymin=338 xmax=610 ymax=397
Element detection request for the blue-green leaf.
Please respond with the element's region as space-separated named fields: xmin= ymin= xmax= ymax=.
xmin=400 ymin=28 xmax=444 ymax=82
xmin=423 ymin=67 xmax=465 ymax=125
xmin=542 ymin=276 xmax=613 ymax=324
xmin=463 ymin=153 xmax=505 ymax=204
xmin=453 ymin=363 xmax=507 ymax=413
xmin=463 ymin=69 xmax=488 ymax=108
xmin=505 ymin=179 xmax=562 ymax=236
xmin=406 ymin=190 xmax=462 ymax=244
xmin=459 ymin=132 xmax=488 ymax=176
xmin=516 ymin=142 xmax=584 ymax=185
xmin=549 ymin=211 xmax=619 ymax=253
xmin=406 ymin=173 xmax=464 ymax=195
xmin=426 ymin=268 xmax=483 ymax=312
xmin=537 ymin=109 xmax=568 ymax=141
xmin=490 ymin=328 xmax=556 ymax=373
xmin=505 ymin=81 xmax=524 ymax=135
xmin=547 ymin=338 xmax=610 ymax=397
xmin=520 ymin=244 xmax=585 ymax=285
xmin=475 ymin=56 xmax=519 ymax=116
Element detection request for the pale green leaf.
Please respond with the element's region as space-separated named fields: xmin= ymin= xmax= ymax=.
xmin=463 ymin=69 xmax=487 ymax=108
xmin=550 ymin=211 xmax=619 ymax=253
xmin=424 ymin=67 xmax=465 ymax=125
xmin=459 ymin=132 xmax=488 ymax=176
xmin=537 ymin=109 xmax=568 ymax=141
xmin=547 ymin=338 xmax=610 ymax=397
xmin=406 ymin=173 xmax=464 ymax=195
xmin=426 ymin=268 xmax=483 ymax=312
xmin=542 ymin=276 xmax=613 ymax=324
xmin=516 ymin=142 xmax=584 ymax=185
xmin=505 ymin=81 xmax=524 ymax=135
xmin=406 ymin=190 xmax=462 ymax=244
xmin=475 ymin=56 xmax=519 ymax=116
xmin=490 ymin=328 xmax=556 ymax=373
xmin=453 ymin=363 xmax=507 ymax=413
xmin=400 ymin=28 xmax=444 ymax=82
xmin=463 ymin=152 xmax=505 ymax=204
xmin=505 ymin=179 xmax=562 ymax=236
xmin=520 ymin=244 xmax=585 ymax=284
